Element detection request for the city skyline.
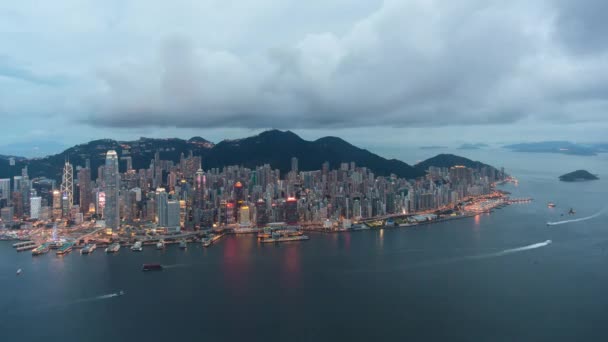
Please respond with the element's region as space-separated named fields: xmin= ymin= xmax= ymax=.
xmin=1 ymin=1 xmax=608 ymax=155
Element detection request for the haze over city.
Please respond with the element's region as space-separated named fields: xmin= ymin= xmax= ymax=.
xmin=1 ymin=0 xmax=608 ymax=157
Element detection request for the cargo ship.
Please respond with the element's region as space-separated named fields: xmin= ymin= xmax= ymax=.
xmin=105 ymin=242 xmax=121 ymax=253
xmin=56 ymin=242 xmax=74 ymax=255
xmin=81 ymin=243 xmax=97 ymax=255
xmin=32 ymin=243 xmax=51 ymax=256
xmin=131 ymin=241 xmax=143 ymax=252
xmin=142 ymin=263 xmax=163 ymax=271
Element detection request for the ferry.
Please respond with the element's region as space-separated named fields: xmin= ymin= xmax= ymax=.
xmin=56 ymin=242 xmax=74 ymax=255
xmin=105 ymin=242 xmax=121 ymax=253
xmin=81 ymin=243 xmax=97 ymax=255
xmin=179 ymin=239 xmax=187 ymax=249
xmin=547 ymin=202 xmax=556 ymax=208
xmin=32 ymin=243 xmax=51 ymax=256
xmin=142 ymin=263 xmax=163 ymax=271
xmin=131 ymin=241 xmax=143 ymax=252
xmin=156 ymin=239 xmax=165 ymax=250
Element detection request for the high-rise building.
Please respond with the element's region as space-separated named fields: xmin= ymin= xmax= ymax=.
xmin=52 ymin=190 xmax=62 ymax=219
xmin=255 ymin=199 xmax=268 ymax=227
xmin=30 ymin=197 xmax=42 ymax=219
xmin=291 ymin=157 xmax=298 ymax=174
xmin=285 ymin=197 xmax=298 ymax=224
xmin=155 ymin=188 xmax=168 ymax=226
xmin=104 ymin=150 xmax=120 ymax=230
xmin=78 ymin=168 xmax=92 ymax=214
xmin=239 ymin=205 xmax=250 ymax=226
xmin=0 ymin=178 xmax=11 ymax=206
xmin=60 ymin=161 xmax=74 ymax=211
xmin=167 ymin=200 xmax=180 ymax=231
xmin=1 ymin=206 xmax=13 ymax=223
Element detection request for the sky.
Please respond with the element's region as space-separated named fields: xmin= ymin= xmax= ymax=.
xmin=1 ymin=0 xmax=608 ymax=157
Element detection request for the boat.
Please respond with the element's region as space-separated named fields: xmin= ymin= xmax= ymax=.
xmin=547 ymin=202 xmax=556 ymax=208
xmin=568 ymin=208 xmax=576 ymax=215
xmin=16 ymin=268 xmax=22 ymax=275
xmin=259 ymin=232 xmax=310 ymax=243
xmin=32 ymin=243 xmax=51 ymax=256
xmin=56 ymin=242 xmax=74 ymax=255
xmin=105 ymin=242 xmax=121 ymax=253
xmin=81 ymin=243 xmax=97 ymax=255
xmin=179 ymin=239 xmax=187 ymax=249
xmin=142 ymin=263 xmax=163 ymax=271
xmin=131 ymin=241 xmax=143 ymax=252
xmin=156 ymin=239 xmax=165 ymax=250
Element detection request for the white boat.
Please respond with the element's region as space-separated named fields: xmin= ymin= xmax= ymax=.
xmin=156 ymin=239 xmax=165 ymax=250
xmin=16 ymin=268 xmax=22 ymax=275
xmin=131 ymin=241 xmax=143 ymax=252
xmin=105 ymin=243 xmax=121 ymax=253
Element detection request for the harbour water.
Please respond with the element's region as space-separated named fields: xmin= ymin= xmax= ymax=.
xmin=1 ymin=148 xmax=607 ymax=341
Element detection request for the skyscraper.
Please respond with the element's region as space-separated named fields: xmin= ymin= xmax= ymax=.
xmin=30 ymin=197 xmax=42 ymax=219
xmin=78 ymin=168 xmax=92 ymax=214
xmin=285 ymin=197 xmax=298 ymax=224
xmin=167 ymin=200 xmax=180 ymax=231
xmin=0 ymin=178 xmax=11 ymax=206
xmin=155 ymin=188 xmax=168 ymax=227
xmin=105 ymin=150 xmax=120 ymax=230
xmin=60 ymin=161 xmax=74 ymax=211
xmin=52 ymin=190 xmax=62 ymax=219
xmin=291 ymin=157 xmax=298 ymax=174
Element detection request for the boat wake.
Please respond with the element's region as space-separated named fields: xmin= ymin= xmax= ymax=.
xmin=547 ymin=208 xmax=606 ymax=226
xmin=347 ymin=240 xmax=552 ymax=274
xmin=74 ymin=291 xmax=125 ymax=304
xmin=161 ymin=263 xmax=191 ymax=269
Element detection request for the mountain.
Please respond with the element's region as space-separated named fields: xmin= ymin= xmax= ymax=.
xmin=503 ymin=141 xmax=599 ymax=156
xmin=414 ymin=154 xmax=500 ymax=174
xmin=559 ymin=170 xmax=599 ymax=182
xmin=0 ymin=131 xmax=502 ymax=183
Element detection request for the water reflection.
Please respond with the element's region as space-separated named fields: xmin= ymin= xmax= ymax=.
xmin=281 ymin=245 xmax=301 ymax=289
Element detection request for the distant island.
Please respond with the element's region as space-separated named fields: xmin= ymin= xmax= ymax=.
xmin=419 ymin=145 xmax=447 ymax=150
xmin=559 ymin=170 xmax=599 ymax=182
xmin=457 ymin=143 xmax=488 ymax=150
xmin=503 ymin=141 xmax=599 ymax=156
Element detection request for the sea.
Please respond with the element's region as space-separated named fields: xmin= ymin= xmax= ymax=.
xmin=1 ymin=148 xmax=607 ymax=342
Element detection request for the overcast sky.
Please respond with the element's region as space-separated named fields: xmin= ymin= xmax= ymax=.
xmin=1 ymin=0 xmax=607 ymax=157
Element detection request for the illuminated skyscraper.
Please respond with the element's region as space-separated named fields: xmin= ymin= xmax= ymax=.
xmin=78 ymin=168 xmax=92 ymax=214
xmin=60 ymin=161 xmax=74 ymax=211
xmin=285 ymin=197 xmax=298 ymax=224
xmin=155 ymin=188 xmax=168 ymax=226
xmin=239 ymin=205 xmax=250 ymax=226
xmin=104 ymin=150 xmax=120 ymax=230
xmin=52 ymin=190 xmax=62 ymax=219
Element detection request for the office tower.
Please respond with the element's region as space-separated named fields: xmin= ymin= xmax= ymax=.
xmin=78 ymin=168 xmax=92 ymax=214
xmin=155 ymin=188 xmax=168 ymax=226
xmin=11 ymin=192 xmax=23 ymax=217
xmin=60 ymin=161 xmax=74 ymax=210
xmin=285 ymin=197 xmax=298 ymax=224
xmin=105 ymin=150 xmax=120 ymax=230
xmin=291 ymin=157 xmax=298 ymax=174
xmin=0 ymin=178 xmax=11 ymax=205
xmin=1 ymin=206 xmax=13 ymax=223
xmin=255 ymin=199 xmax=268 ymax=227
xmin=30 ymin=197 xmax=42 ymax=219
xmin=239 ymin=205 xmax=250 ymax=226
xmin=167 ymin=200 xmax=180 ymax=231
xmin=52 ymin=190 xmax=62 ymax=219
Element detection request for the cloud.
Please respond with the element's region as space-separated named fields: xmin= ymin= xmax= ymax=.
xmin=2 ymin=0 xmax=608 ymax=133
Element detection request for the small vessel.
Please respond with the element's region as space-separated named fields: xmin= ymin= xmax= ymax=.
xmin=142 ymin=263 xmax=163 ymax=271
xmin=131 ymin=241 xmax=143 ymax=252
xmin=81 ymin=243 xmax=97 ymax=255
xmin=179 ymin=239 xmax=187 ymax=249
xmin=156 ymin=239 xmax=165 ymax=250
xmin=105 ymin=242 xmax=121 ymax=253
xmin=118 ymin=290 xmax=125 ymax=296
xmin=16 ymin=268 xmax=22 ymax=275
xmin=568 ymin=208 xmax=576 ymax=215
xmin=547 ymin=202 xmax=556 ymax=208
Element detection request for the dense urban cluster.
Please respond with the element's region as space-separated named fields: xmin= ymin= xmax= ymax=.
xmin=0 ymin=148 xmax=505 ymax=231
